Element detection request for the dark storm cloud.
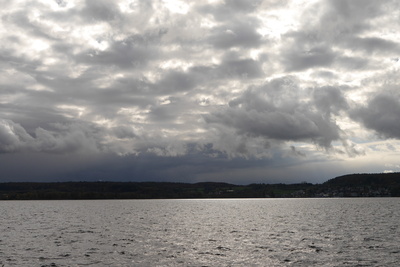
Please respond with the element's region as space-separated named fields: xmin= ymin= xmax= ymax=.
xmin=313 ymin=86 xmax=349 ymax=116
xmin=111 ymin=125 xmax=137 ymax=139
xmin=0 ymin=101 xmax=71 ymax=135
xmin=350 ymin=94 xmax=400 ymax=139
xmin=0 ymin=141 xmax=316 ymax=183
xmin=147 ymin=97 xmax=187 ymax=122
xmin=155 ymin=70 xmax=197 ymax=93
xmin=0 ymin=119 xmax=33 ymax=153
xmin=0 ymin=119 xmax=107 ymax=154
xmin=205 ymin=77 xmax=343 ymax=148
xmin=33 ymin=123 xmax=103 ymax=153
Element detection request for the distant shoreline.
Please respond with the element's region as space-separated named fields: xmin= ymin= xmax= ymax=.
xmin=1 ymin=173 xmax=400 ymax=200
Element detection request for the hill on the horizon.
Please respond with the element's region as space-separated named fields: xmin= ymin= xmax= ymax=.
xmin=0 ymin=172 xmax=400 ymax=200
xmin=317 ymin=172 xmax=400 ymax=197
xmin=324 ymin=172 xmax=400 ymax=186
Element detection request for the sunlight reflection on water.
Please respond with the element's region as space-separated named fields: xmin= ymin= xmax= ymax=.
xmin=1 ymin=198 xmax=400 ymax=266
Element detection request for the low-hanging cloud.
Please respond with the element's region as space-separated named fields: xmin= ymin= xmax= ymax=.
xmin=0 ymin=119 xmax=105 ymax=154
xmin=0 ymin=119 xmax=34 ymax=153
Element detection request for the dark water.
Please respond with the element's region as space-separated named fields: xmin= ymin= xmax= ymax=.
xmin=1 ymin=198 xmax=399 ymax=266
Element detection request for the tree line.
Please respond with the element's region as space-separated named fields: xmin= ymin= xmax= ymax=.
xmin=1 ymin=173 xmax=399 ymax=200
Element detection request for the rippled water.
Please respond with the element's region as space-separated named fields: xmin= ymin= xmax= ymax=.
xmin=1 ymin=198 xmax=399 ymax=266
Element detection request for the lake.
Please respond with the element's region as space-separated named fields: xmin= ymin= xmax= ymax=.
xmin=1 ymin=198 xmax=399 ymax=266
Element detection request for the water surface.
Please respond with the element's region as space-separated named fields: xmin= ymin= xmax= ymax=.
xmin=1 ymin=198 xmax=399 ymax=266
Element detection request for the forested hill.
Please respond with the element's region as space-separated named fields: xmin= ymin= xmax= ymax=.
xmin=0 ymin=182 xmax=313 ymax=200
xmin=324 ymin=172 xmax=400 ymax=187
xmin=1 ymin=173 xmax=400 ymax=200
xmin=314 ymin=172 xmax=400 ymax=197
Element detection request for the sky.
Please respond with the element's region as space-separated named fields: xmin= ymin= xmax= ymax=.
xmin=1 ymin=0 xmax=400 ymax=184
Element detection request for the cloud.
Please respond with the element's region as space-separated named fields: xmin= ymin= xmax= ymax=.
xmin=217 ymin=55 xmax=264 ymax=79
xmin=313 ymin=86 xmax=349 ymax=116
xmin=0 ymin=119 xmax=33 ymax=153
xmin=279 ymin=0 xmax=400 ymax=73
xmin=81 ymin=0 xmax=122 ymax=22
xmin=208 ymin=20 xmax=263 ymax=49
xmin=0 ymin=0 xmax=400 ymax=183
xmin=205 ymin=77 xmax=344 ymax=149
xmin=343 ymin=37 xmax=400 ymax=54
xmin=350 ymin=94 xmax=400 ymax=139
xmin=76 ymin=34 xmax=161 ymax=69
xmin=0 ymin=119 xmax=105 ymax=154
xmin=33 ymin=123 xmax=103 ymax=154
xmin=282 ymin=44 xmax=337 ymax=71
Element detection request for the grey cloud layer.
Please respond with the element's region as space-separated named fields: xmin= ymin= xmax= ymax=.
xmin=205 ymin=77 xmax=345 ymax=149
xmin=1 ymin=0 xmax=400 ymax=181
xmin=351 ymin=94 xmax=400 ymax=139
